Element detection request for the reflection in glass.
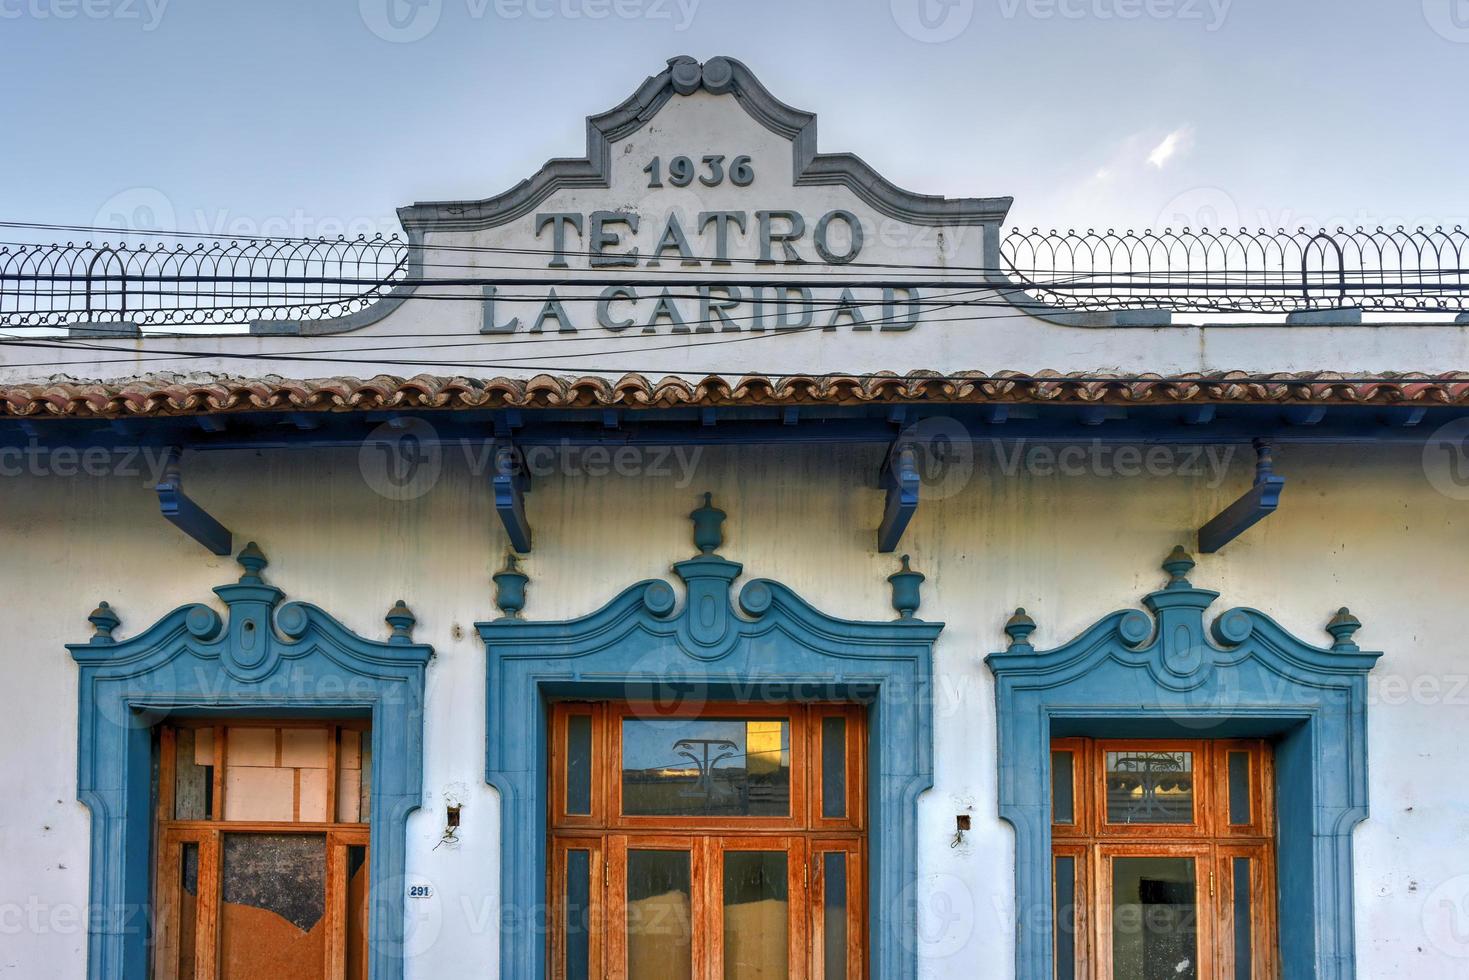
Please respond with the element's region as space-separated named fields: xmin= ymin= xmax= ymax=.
xmin=1052 ymin=751 xmax=1075 ymax=825
xmin=822 ymin=852 xmax=848 ymax=979
xmin=220 ymin=833 xmax=327 ymax=980
xmin=1111 ymin=857 xmax=1198 ymax=980
xmin=567 ymin=715 xmax=593 ymax=815
xmin=723 ymin=851 xmax=788 ymax=979
xmin=1228 ymin=752 xmax=1251 ymax=825
xmin=821 ymin=716 xmax=847 ymax=819
xmin=1232 ymin=857 xmax=1253 ymax=980
xmin=626 ymin=849 xmax=693 ymax=979
xmin=178 ymin=841 xmax=199 ymax=979
xmin=621 ymin=718 xmax=790 ymax=817
xmin=1054 ymin=855 xmax=1076 ymax=980
xmin=565 ymin=849 xmax=591 ymax=980
xmin=1105 ymin=751 xmax=1194 ymax=824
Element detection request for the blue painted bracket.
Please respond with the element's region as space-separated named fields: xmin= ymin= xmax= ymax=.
xmin=1198 ymin=439 xmax=1285 ymax=553
xmin=878 ymin=441 xmax=920 ymax=553
xmin=491 ymin=439 xmax=532 ymax=553
xmin=155 ymin=447 xmax=233 ymax=555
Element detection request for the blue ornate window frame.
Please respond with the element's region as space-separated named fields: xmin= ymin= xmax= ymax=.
xmin=986 ymin=548 xmax=1381 ymax=980
xmin=479 ymin=496 xmax=943 ymax=979
xmin=67 ymin=544 xmax=433 ymax=980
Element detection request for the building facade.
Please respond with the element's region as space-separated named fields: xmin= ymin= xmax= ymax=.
xmin=2 ymin=55 xmax=1468 ymax=979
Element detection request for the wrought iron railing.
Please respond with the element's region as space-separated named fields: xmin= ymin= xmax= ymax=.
xmin=0 ymin=235 xmax=410 ymax=328
xmin=1001 ymin=225 xmax=1469 ymax=314
xmin=2 ymin=225 xmax=1467 ymax=328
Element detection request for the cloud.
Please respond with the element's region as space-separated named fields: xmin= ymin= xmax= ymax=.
xmin=1147 ymin=127 xmax=1193 ymax=169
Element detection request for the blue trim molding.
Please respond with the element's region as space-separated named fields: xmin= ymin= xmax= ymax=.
xmin=479 ymin=494 xmax=943 ymax=979
xmin=986 ymin=548 xmax=1381 ymax=980
xmin=68 ymin=544 xmax=432 ymax=980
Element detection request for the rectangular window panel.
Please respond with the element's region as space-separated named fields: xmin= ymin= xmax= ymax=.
xmin=1111 ymin=857 xmax=1198 ymax=980
xmin=1053 ymin=855 xmax=1076 ymax=980
xmin=722 ymin=851 xmax=789 ymax=980
xmin=621 ymin=718 xmax=790 ymax=817
xmin=821 ymin=716 xmax=847 ymax=819
xmin=1051 ymin=751 xmax=1075 ymax=825
xmin=173 ymin=728 xmax=214 ymax=821
xmin=1228 ymin=752 xmax=1252 ymax=826
xmin=1233 ymin=857 xmax=1254 ymax=980
xmin=626 ymin=849 xmax=693 ymax=980
xmin=178 ymin=841 xmax=200 ymax=979
xmin=220 ymin=833 xmax=327 ymax=980
xmin=1105 ymin=751 xmax=1194 ymax=824
xmin=822 ymin=852 xmax=848 ymax=980
xmin=566 ymin=714 xmax=594 ymax=816
xmin=565 ymin=849 xmax=592 ymax=980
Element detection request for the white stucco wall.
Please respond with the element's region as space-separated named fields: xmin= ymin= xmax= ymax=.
xmin=0 ymin=437 xmax=1464 ymax=977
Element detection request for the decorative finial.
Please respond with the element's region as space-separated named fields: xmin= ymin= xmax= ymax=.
xmin=1161 ymin=546 xmax=1195 ymax=589
xmin=1004 ymin=607 xmax=1038 ymax=651
xmin=887 ymin=554 xmax=926 ymax=620
xmin=386 ymin=600 xmax=416 ymax=644
xmin=690 ymin=492 xmax=726 ymax=555
xmin=236 ymin=542 xmax=268 ymax=584
xmin=1326 ymin=607 xmax=1362 ymax=652
xmin=493 ymin=552 xmax=529 ymax=619
xmin=87 ymin=601 xmax=120 ymax=644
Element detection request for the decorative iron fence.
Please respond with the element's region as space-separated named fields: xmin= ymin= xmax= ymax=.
xmin=1001 ymin=225 xmax=1469 ymax=314
xmin=1 ymin=225 xmax=1467 ymax=328
xmin=0 ymin=235 xmax=410 ymax=328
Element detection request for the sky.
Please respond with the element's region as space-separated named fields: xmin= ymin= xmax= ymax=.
xmin=2 ymin=0 xmax=1467 ymax=246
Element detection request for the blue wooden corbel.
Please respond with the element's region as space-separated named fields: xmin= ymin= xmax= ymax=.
xmin=878 ymin=441 xmax=920 ymax=553
xmin=1198 ymin=439 xmax=1285 ymax=553
xmin=155 ymin=447 xmax=233 ymax=556
xmin=491 ymin=440 xmax=532 ymax=553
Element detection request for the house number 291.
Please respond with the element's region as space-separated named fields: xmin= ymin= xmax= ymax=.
xmin=644 ymin=155 xmax=754 ymax=188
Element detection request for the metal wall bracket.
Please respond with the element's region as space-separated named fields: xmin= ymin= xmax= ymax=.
xmin=877 ymin=441 xmax=920 ymax=553
xmin=491 ymin=440 xmax=532 ymax=553
xmin=155 ymin=447 xmax=233 ymax=555
xmin=1198 ymin=439 xmax=1285 ymax=553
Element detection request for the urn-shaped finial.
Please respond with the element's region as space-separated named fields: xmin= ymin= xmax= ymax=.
xmin=493 ymin=553 xmax=529 ymax=619
xmin=691 ymin=492 xmax=726 ymax=554
xmin=386 ymin=600 xmax=417 ymax=643
xmin=1326 ymin=606 xmax=1362 ymax=652
xmin=1161 ymin=546 xmax=1195 ymax=589
xmin=87 ymin=601 xmax=120 ymax=644
xmin=1004 ymin=607 xmax=1038 ymax=651
xmin=236 ymin=542 xmax=268 ymax=584
xmin=887 ymin=554 xmax=926 ymax=620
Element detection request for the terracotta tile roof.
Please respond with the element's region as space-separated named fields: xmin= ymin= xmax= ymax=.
xmin=3 ymin=371 xmax=1469 ymax=420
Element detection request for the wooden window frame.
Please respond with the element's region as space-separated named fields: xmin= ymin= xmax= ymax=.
xmin=151 ymin=720 xmax=372 ymax=980
xmin=1052 ymin=738 xmax=1277 ymax=980
xmin=549 ymin=702 xmax=867 ymax=980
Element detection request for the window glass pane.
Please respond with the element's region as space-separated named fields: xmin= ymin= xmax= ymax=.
xmin=1233 ymin=857 xmax=1254 ymax=980
xmin=626 ymin=849 xmax=693 ymax=979
xmin=1051 ymin=751 xmax=1074 ymax=825
xmin=722 ymin=851 xmax=788 ymax=980
xmin=567 ymin=715 xmax=594 ymax=816
xmin=1228 ymin=752 xmax=1252 ymax=825
xmin=621 ymin=718 xmax=790 ymax=817
xmin=178 ymin=841 xmax=200 ymax=979
xmin=220 ymin=833 xmax=327 ymax=980
xmin=822 ymin=852 xmax=848 ymax=980
xmin=1111 ymin=856 xmax=1198 ymax=980
xmin=821 ymin=716 xmax=847 ymax=819
xmin=565 ymin=849 xmax=592 ymax=980
xmin=173 ymin=727 xmax=214 ymax=821
xmin=1105 ymin=750 xmax=1194 ymax=824
xmin=345 ymin=845 xmax=369 ymax=980
xmin=1053 ymin=855 xmax=1076 ymax=980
